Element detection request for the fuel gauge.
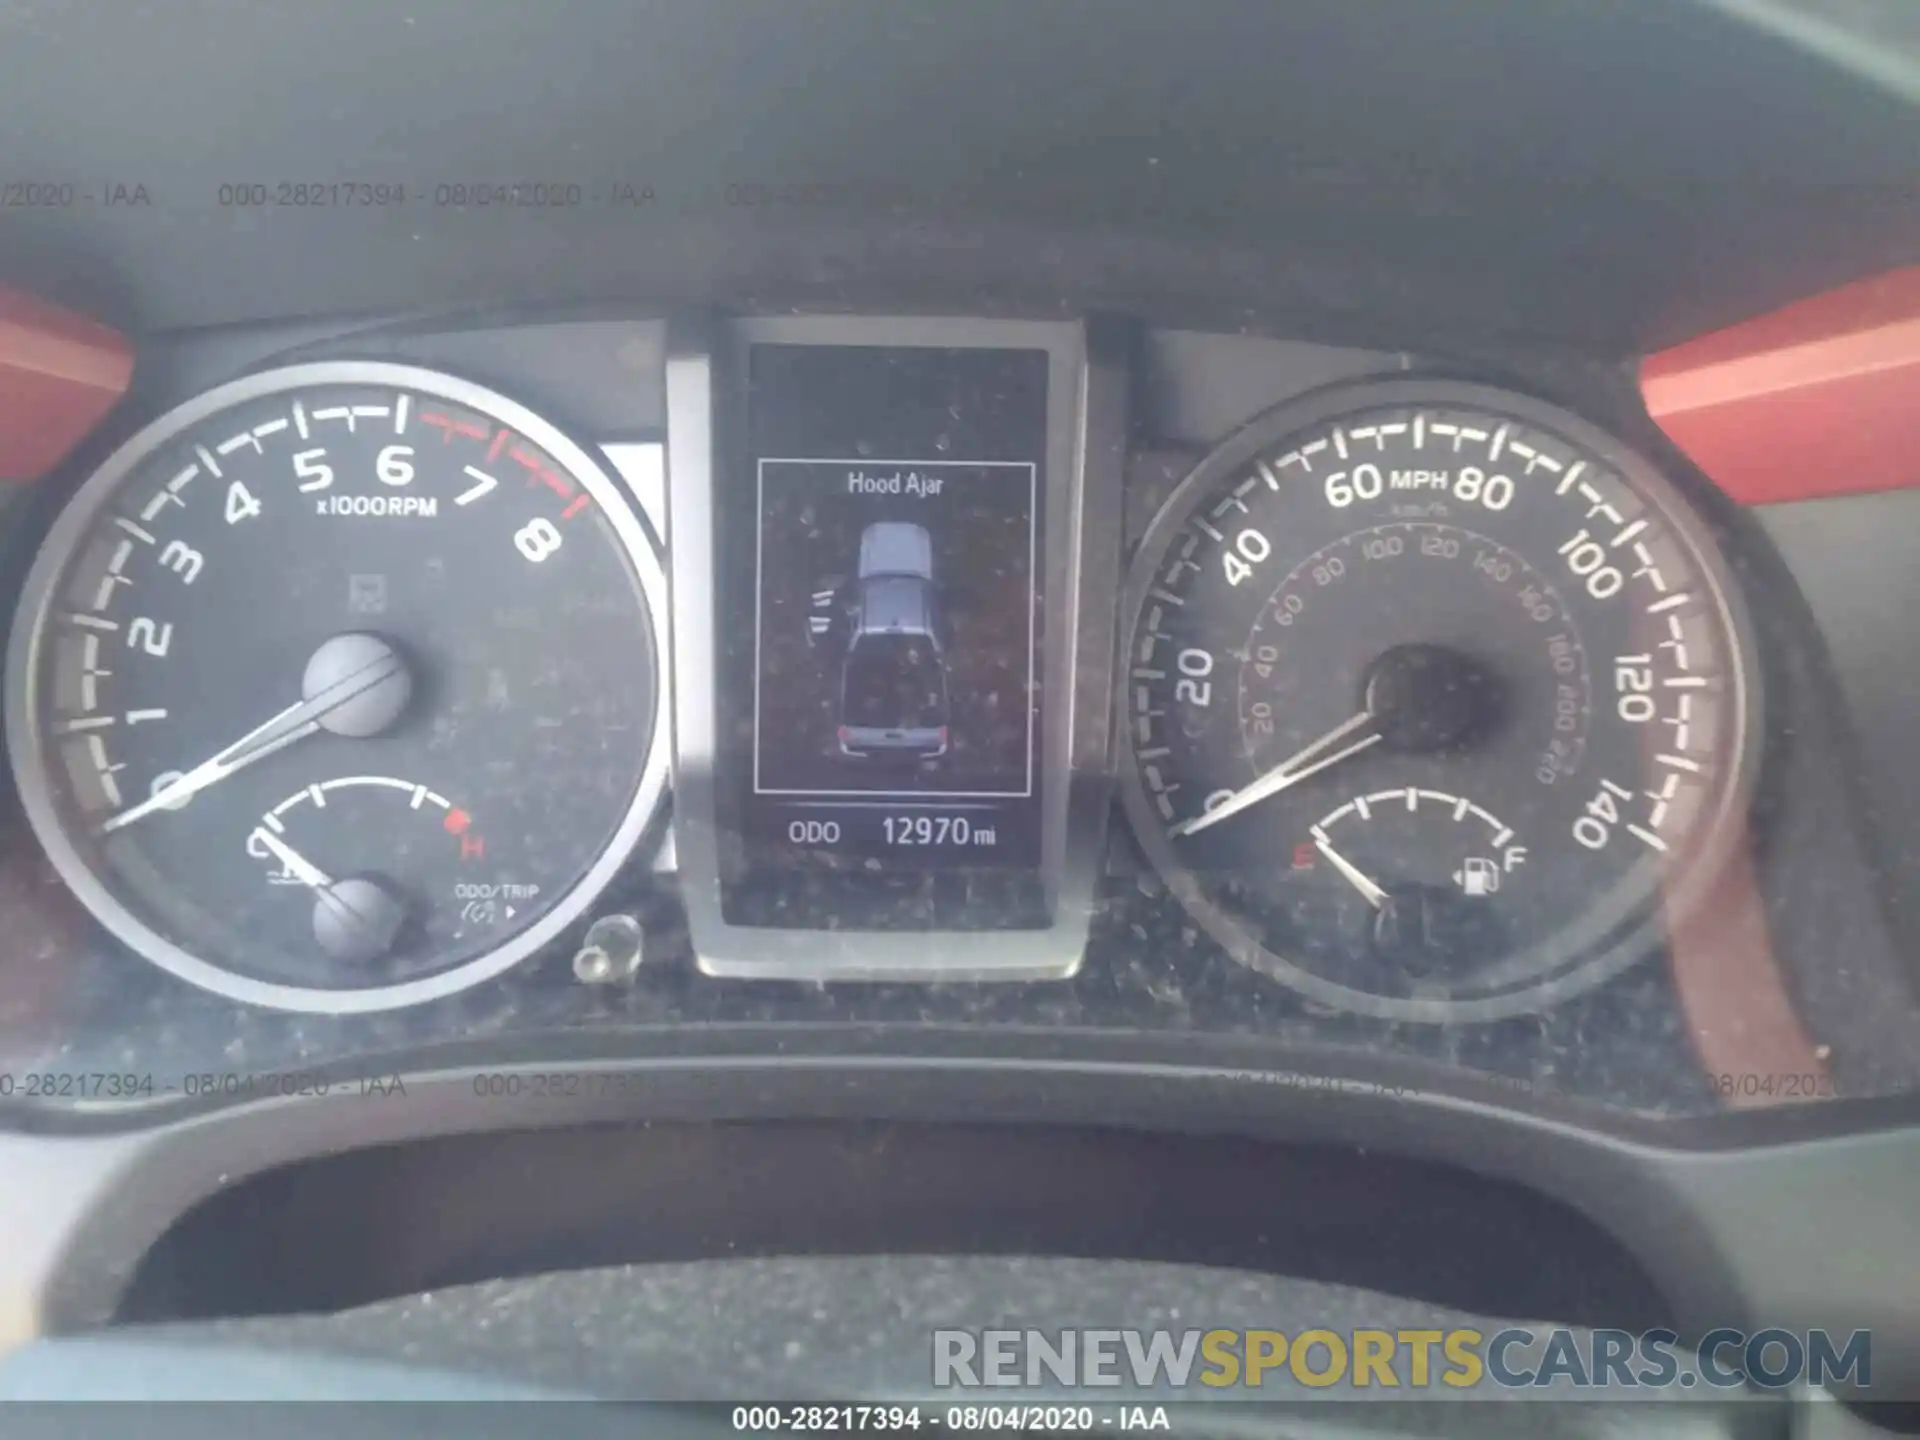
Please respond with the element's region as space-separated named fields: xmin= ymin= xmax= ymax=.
xmin=1298 ymin=787 xmax=1530 ymax=991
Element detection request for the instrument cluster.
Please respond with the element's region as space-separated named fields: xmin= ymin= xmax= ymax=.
xmin=9 ymin=364 xmax=668 ymax=1012
xmin=0 ymin=312 xmax=1904 ymax=1121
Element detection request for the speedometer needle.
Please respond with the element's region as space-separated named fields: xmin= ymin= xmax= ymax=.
xmin=1169 ymin=710 xmax=1381 ymax=838
xmin=101 ymin=633 xmax=409 ymax=834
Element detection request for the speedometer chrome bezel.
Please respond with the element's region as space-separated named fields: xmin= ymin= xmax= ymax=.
xmin=1117 ymin=376 xmax=1761 ymax=1023
xmin=6 ymin=361 xmax=673 ymax=1014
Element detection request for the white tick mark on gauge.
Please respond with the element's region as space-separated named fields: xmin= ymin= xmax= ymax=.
xmin=89 ymin=736 xmax=122 ymax=806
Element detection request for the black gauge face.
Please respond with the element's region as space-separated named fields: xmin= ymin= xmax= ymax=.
xmin=1120 ymin=380 xmax=1756 ymax=1022
xmin=6 ymin=363 xmax=669 ymax=1013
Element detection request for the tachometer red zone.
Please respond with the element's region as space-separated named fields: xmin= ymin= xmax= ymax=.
xmin=416 ymin=409 xmax=596 ymax=522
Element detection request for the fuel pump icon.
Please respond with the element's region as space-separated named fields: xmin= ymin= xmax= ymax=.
xmin=1455 ymin=856 xmax=1501 ymax=897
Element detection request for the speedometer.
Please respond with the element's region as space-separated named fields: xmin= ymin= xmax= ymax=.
xmin=6 ymin=362 xmax=668 ymax=1013
xmin=1119 ymin=379 xmax=1756 ymax=1022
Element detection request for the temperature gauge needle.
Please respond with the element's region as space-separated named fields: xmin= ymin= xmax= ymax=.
xmin=1312 ymin=832 xmax=1390 ymax=910
xmin=248 ymin=826 xmax=334 ymax=889
xmin=251 ymin=824 xmax=408 ymax=965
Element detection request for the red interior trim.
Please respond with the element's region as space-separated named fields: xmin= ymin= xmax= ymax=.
xmin=1641 ymin=267 xmax=1920 ymax=506
xmin=0 ymin=287 xmax=133 ymax=484
xmin=1667 ymin=835 xmax=1829 ymax=1110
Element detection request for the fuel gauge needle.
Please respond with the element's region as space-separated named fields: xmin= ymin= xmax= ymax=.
xmin=1311 ymin=830 xmax=1389 ymax=910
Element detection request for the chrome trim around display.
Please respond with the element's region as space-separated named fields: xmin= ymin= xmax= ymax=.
xmin=665 ymin=316 xmax=1124 ymax=980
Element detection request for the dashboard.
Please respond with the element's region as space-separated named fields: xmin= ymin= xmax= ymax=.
xmin=1 ymin=0 xmax=1919 ymax=1410
xmin=0 ymin=311 xmax=1868 ymax=1097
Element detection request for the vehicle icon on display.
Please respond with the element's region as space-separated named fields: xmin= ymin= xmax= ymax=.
xmin=836 ymin=522 xmax=951 ymax=759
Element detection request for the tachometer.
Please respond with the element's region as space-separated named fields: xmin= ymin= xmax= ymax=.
xmin=6 ymin=362 xmax=668 ymax=1013
xmin=1119 ymin=379 xmax=1756 ymax=1022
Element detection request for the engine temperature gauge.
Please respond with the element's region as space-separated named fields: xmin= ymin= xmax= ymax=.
xmin=244 ymin=776 xmax=514 ymax=971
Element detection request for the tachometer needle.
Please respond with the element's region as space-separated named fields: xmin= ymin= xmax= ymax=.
xmin=100 ymin=635 xmax=408 ymax=834
xmin=1169 ymin=709 xmax=1381 ymax=838
xmin=1312 ymin=832 xmax=1390 ymax=910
